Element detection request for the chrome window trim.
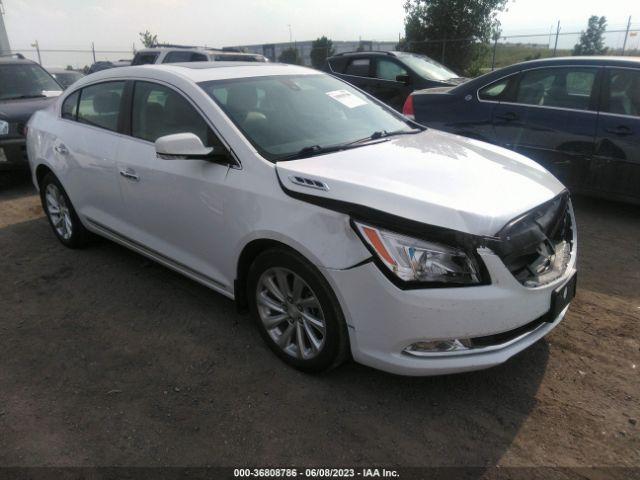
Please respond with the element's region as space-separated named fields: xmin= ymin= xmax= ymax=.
xmin=476 ymin=64 xmax=602 ymax=114
xmin=57 ymin=76 xmax=242 ymax=170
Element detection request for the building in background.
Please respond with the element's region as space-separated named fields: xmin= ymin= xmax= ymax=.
xmin=0 ymin=1 xmax=11 ymax=55
xmin=225 ymin=40 xmax=397 ymax=65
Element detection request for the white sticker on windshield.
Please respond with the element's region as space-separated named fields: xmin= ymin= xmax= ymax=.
xmin=42 ymin=90 xmax=62 ymax=97
xmin=326 ymin=89 xmax=367 ymax=108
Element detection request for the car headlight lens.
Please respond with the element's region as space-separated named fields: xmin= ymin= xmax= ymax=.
xmin=0 ymin=120 xmax=8 ymax=136
xmin=353 ymin=221 xmax=482 ymax=285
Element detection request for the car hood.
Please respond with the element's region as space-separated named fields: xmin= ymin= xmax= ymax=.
xmin=275 ymin=129 xmax=566 ymax=237
xmin=0 ymin=96 xmax=58 ymax=123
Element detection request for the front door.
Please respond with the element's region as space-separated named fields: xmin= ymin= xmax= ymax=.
xmin=592 ymin=67 xmax=640 ymax=202
xmin=492 ymin=66 xmax=600 ymax=188
xmin=116 ymin=80 xmax=234 ymax=290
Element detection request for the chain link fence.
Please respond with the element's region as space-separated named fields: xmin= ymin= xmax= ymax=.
xmin=6 ymin=23 xmax=640 ymax=75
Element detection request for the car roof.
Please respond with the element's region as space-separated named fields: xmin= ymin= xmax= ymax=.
xmin=73 ymin=61 xmax=317 ymax=86
xmin=0 ymin=56 xmax=38 ymax=65
xmin=328 ymin=50 xmax=401 ymax=59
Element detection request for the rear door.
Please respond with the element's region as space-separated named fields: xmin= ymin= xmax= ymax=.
xmin=55 ymin=81 xmax=126 ymax=230
xmin=369 ymin=57 xmax=412 ymax=110
xmin=591 ymin=67 xmax=640 ymax=203
xmin=334 ymin=57 xmax=377 ymax=96
xmin=491 ymin=66 xmax=600 ymax=188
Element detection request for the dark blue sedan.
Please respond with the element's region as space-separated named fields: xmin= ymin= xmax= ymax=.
xmin=403 ymin=57 xmax=640 ymax=204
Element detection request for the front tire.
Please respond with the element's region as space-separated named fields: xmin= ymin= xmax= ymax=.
xmin=247 ymin=248 xmax=349 ymax=373
xmin=40 ymin=172 xmax=90 ymax=248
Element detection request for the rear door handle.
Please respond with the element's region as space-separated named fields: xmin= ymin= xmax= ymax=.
xmin=54 ymin=143 xmax=68 ymax=154
xmin=495 ymin=112 xmax=518 ymax=121
xmin=119 ymin=168 xmax=140 ymax=182
xmin=605 ymin=125 xmax=633 ymax=136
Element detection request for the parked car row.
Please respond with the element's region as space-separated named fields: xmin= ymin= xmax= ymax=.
xmin=401 ymin=56 xmax=640 ymax=204
xmin=323 ymin=50 xmax=466 ymax=111
xmin=26 ymin=61 xmax=577 ymax=376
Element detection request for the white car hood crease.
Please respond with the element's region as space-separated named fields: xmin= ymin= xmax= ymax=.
xmin=275 ymin=129 xmax=566 ymax=237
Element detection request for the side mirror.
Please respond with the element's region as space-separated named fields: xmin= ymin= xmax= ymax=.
xmin=155 ymin=133 xmax=229 ymax=162
xmin=396 ymin=74 xmax=411 ymax=85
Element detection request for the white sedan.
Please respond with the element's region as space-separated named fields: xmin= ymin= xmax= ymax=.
xmin=26 ymin=62 xmax=577 ymax=375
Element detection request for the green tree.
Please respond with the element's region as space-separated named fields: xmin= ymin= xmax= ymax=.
xmin=278 ymin=47 xmax=302 ymax=65
xmin=310 ymin=36 xmax=335 ymax=69
xmin=403 ymin=0 xmax=508 ymax=75
xmin=139 ymin=30 xmax=158 ymax=48
xmin=65 ymin=65 xmax=74 ymax=71
xmin=573 ymin=16 xmax=608 ymax=55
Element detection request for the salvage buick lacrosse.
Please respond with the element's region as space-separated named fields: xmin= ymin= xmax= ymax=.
xmin=26 ymin=62 xmax=577 ymax=375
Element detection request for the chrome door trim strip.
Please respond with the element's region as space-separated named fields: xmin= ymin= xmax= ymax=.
xmin=85 ymin=217 xmax=234 ymax=299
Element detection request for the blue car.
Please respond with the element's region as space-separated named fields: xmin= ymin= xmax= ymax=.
xmin=403 ymin=57 xmax=640 ymax=204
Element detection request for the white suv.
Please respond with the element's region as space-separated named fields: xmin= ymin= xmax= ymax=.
xmin=131 ymin=47 xmax=267 ymax=65
xmin=26 ymin=62 xmax=577 ymax=376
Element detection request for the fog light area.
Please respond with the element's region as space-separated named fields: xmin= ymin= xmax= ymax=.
xmin=404 ymin=338 xmax=472 ymax=356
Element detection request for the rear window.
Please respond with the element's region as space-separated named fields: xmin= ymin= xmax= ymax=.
xmin=77 ymin=81 xmax=125 ymax=132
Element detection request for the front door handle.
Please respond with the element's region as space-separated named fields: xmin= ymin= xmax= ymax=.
xmin=495 ymin=112 xmax=518 ymax=122
xmin=119 ymin=168 xmax=140 ymax=182
xmin=605 ymin=125 xmax=633 ymax=136
xmin=54 ymin=143 xmax=68 ymax=155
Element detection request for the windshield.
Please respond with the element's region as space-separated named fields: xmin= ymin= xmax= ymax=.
xmin=199 ymin=74 xmax=413 ymax=161
xmin=0 ymin=64 xmax=62 ymax=100
xmin=399 ymin=54 xmax=458 ymax=82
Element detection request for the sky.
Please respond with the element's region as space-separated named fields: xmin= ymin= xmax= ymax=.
xmin=2 ymin=0 xmax=640 ymax=64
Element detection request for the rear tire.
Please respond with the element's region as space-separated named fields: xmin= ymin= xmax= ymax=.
xmin=40 ymin=172 xmax=90 ymax=248
xmin=247 ymin=248 xmax=349 ymax=373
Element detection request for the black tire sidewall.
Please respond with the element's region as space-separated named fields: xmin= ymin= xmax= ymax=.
xmin=247 ymin=248 xmax=348 ymax=373
xmin=40 ymin=172 xmax=89 ymax=248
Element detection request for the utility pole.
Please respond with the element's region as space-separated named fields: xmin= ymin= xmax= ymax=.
xmin=91 ymin=41 xmax=96 ymax=63
xmin=31 ymin=40 xmax=41 ymax=64
xmin=552 ymin=20 xmax=561 ymax=57
xmin=622 ymin=16 xmax=632 ymax=54
xmin=0 ymin=0 xmax=12 ymax=55
xmin=287 ymin=24 xmax=292 ymax=44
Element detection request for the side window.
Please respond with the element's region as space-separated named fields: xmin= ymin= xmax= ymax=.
xmin=605 ymin=69 xmax=640 ymax=117
xmin=478 ymin=75 xmax=515 ymax=101
xmin=77 ymin=81 xmax=125 ymax=132
xmin=132 ymin=52 xmax=159 ymax=66
xmin=131 ymin=81 xmax=219 ymax=147
xmin=375 ymin=59 xmax=407 ymax=82
xmin=344 ymin=58 xmax=371 ymax=77
xmin=516 ymin=68 xmax=597 ymax=110
xmin=61 ymin=90 xmax=80 ymax=120
xmin=163 ymin=51 xmax=207 ymax=63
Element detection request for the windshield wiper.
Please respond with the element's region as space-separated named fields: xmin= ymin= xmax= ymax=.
xmin=344 ymin=128 xmax=422 ymax=147
xmin=279 ymin=129 xmax=422 ymax=161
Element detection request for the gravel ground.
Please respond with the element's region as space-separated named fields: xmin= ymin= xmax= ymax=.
xmin=0 ymin=170 xmax=638 ymax=473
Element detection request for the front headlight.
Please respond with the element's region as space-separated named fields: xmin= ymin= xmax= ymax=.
xmin=353 ymin=221 xmax=482 ymax=286
xmin=0 ymin=120 xmax=8 ymax=136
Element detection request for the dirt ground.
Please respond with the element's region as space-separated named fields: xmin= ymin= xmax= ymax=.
xmin=0 ymin=170 xmax=638 ymax=473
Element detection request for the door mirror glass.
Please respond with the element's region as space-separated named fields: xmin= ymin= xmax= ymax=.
xmin=155 ymin=133 xmax=222 ymax=160
xmin=396 ymin=74 xmax=411 ymax=85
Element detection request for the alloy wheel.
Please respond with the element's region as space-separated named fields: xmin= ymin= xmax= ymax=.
xmin=45 ymin=183 xmax=73 ymax=240
xmin=256 ymin=267 xmax=327 ymax=360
